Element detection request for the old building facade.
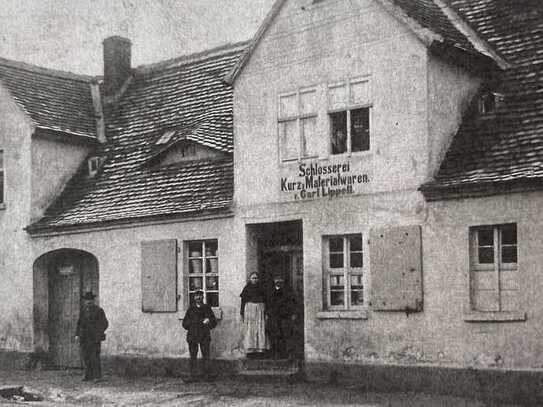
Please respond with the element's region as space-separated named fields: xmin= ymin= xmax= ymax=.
xmin=1 ymin=0 xmax=543 ymax=400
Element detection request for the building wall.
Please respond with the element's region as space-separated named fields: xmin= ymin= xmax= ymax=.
xmin=424 ymin=192 xmax=543 ymax=369
xmin=0 ymin=83 xmax=35 ymax=352
xmin=30 ymin=137 xmax=92 ymax=222
xmin=232 ymin=0 xmax=535 ymax=371
xmin=427 ymin=56 xmax=481 ymax=179
xmin=31 ymin=216 xmax=247 ymax=359
xmin=234 ymin=0 xmax=431 ymax=208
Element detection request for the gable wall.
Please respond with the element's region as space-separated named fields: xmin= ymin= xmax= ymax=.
xmin=0 ymin=83 xmax=35 ymax=351
xmin=234 ymin=0 xmax=430 ymax=208
xmin=30 ymin=137 xmax=93 ymax=222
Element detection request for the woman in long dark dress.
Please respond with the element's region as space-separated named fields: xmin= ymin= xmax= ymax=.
xmin=240 ymin=272 xmax=269 ymax=357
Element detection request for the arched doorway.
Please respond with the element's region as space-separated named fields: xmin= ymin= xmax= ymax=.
xmin=33 ymin=249 xmax=99 ymax=368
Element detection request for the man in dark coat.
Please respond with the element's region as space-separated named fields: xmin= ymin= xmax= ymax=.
xmin=182 ymin=290 xmax=217 ymax=381
xmin=75 ymin=291 xmax=108 ymax=381
xmin=267 ymin=275 xmax=297 ymax=359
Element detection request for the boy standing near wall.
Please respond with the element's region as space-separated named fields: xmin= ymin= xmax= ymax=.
xmin=182 ymin=290 xmax=217 ymax=381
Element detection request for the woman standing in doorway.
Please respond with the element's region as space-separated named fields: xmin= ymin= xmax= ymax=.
xmin=240 ymin=272 xmax=269 ymax=358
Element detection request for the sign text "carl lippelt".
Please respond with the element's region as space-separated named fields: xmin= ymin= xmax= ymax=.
xmin=280 ymin=161 xmax=370 ymax=200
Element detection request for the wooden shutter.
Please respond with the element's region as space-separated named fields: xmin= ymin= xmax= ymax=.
xmin=141 ymin=239 xmax=178 ymax=312
xmin=370 ymin=226 xmax=423 ymax=312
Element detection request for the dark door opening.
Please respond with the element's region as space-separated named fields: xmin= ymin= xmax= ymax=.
xmin=249 ymin=220 xmax=304 ymax=360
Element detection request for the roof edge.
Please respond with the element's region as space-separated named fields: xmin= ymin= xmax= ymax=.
xmin=136 ymin=41 xmax=249 ymax=76
xmin=26 ymin=208 xmax=234 ymax=236
xmin=224 ymin=0 xmax=287 ymax=85
xmin=433 ymin=0 xmax=510 ymax=70
xmin=420 ymin=178 xmax=543 ymax=201
xmin=0 ymin=56 xmax=95 ymax=82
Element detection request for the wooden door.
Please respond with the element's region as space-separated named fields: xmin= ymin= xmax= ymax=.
xmin=49 ymin=261 xmax=81 ymax=368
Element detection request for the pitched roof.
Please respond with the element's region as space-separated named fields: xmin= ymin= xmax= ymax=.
xmin=0 ymin=58 xmax=98 ymax=139
xmin=28 ymin=43 xmax=245 ymax=232
xmin=421 ymin=1 xmax=543 ymax=200
xmin=225 ymin=0 xmax=500 ymax=84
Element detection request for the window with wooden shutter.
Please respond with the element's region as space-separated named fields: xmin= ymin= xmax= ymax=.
xmin=370 ymin=226 xmax=423 ymax=312
xmin=141 ymin=239 xmax=178 ymax=312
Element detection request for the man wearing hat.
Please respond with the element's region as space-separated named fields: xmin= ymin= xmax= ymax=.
xmin=267 ymin=275 xmax=297 ymax=359
xmin=75 ymin=291 xmax=109 ymax=381
xmin=182 ymin=290 xmax=217 ymax=381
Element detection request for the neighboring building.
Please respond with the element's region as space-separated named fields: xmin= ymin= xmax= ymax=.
xmin=1 ymin=0 xmax=543 ymax=401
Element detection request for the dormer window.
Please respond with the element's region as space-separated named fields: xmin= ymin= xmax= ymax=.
xmin=88 ymin=156 xmax=103 ymax=177
xmin=478 ymin=92 xmax=504 ymax=115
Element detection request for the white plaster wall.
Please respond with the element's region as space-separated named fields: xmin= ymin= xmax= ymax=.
xmin=31 ymin=137 xmax=92 ymax=222
xmin=0 ymin=83 xmax=35 ymax=351
xmin=423 ymin=193 xmax=543 ymax=369
xmin=234 ymin=0 xmax=430 ymax=209
xmin=31 ymin=216 xmax=247 ymax=359
xmin=427 ymin=56 xmax=481 ymax=179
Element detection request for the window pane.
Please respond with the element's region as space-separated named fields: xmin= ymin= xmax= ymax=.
xmin=501 ymin=224 xmax=517 ymax=245
xmin=189 ymin=277 xmax=203 ymax=291
xmin=330 ymin=253 xmax=344 ymax=268
xmin=281 ymin=120 xmax=298 ymax=160
xmin=189 ymin=259 xmax=203 ymax=274
xmin=328 ymin=84 xmax=347 ymax=109
xmin=351 ymin=80 xmax=369 ymax=105
xmin=502 ymin=246 xmax=517 ymax=264
xmin=351 ymin=290 xmax=364 ymax=306
xmin=350 ymin=274 xmax=363 ymax=288
xmin=301 ymin=117 xmax=318 ymax=157
xmin=330 ymin=274 xmax=344 ymax=288
xmin=206 ymin=276 xmax=219 ymax=291
xmin=330 ymin=291 xmax=344 ymax=306
xmin=205 ymin=241 xmax=218 ymax=257
xmin=477 ymin=228 xmax=494 ymax=246
xmin=206 ymin=292 xmax=219 ymax=307
xmin=188 ymin=242 xmax=203 ymax=257
xmin=330 ymin=112 xmax=347 ymax=154
xmin=478 ymin=247 xmax=494 ymax=264
xmin=300 ymin=90 xmax=316 ymax=115
xmin=279 ymin=94 xmax=297 ymax=118
xmin=351 ymin=108 xmax=370 ymax=152
xmin=329 ymin=237 xmax=343 ymax=252
xmin=349 ymin=235 xmax=363 ymax=252
xmin=206 ymin=258 xmax=219 ymax=274
xmin=350 ymin=253 xmax=363 ymax=268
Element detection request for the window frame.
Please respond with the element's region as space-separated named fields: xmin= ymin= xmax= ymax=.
xmin=323 ymin=234 xmax=365 ymax=311
xmin=278 ymin=87 xmax=318 ymax=162
xmin=469 ymin=223 xmax=519 ymax=313
xmin=186 ymin=239 xmax=219 ymax=308
xmin=327 ymin=78 xmax=372 ymax=156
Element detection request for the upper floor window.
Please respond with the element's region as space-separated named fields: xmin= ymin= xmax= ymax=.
xmin=478 ymin=91 xmax=504 ymax=115
xmin=278 ymin=88 xmax=318 ymax=161
xmin=469 ymin=224 xmax=519 ymax=312
xmin=324 ymin=234 xmax=365 ymax=310
xmin=187 ymin=240 xmax=219 ymax=307
xmin=0 ymin=149 xmax=4 ymax=205
xmin=328 ymin=78 xmax=371 ymax=155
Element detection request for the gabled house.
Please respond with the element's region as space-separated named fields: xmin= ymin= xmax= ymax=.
xmin=226 ymin=0 xmax=543 ymax=401
xmin=1 ymin=0 xmax=543 ymax=401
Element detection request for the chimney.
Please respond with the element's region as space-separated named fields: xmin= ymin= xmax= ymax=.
xmin=103 ymin=36 xmax=132 ymax=97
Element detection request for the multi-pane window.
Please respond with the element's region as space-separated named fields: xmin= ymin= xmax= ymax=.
xmin=325 ymin=234 xmax=364 ymax=309
xmin=0 ymin=150 xmax=3 ymax=204
xmin=278 ymin=89 xmax=318 ymax=161
xmin=470 ymin=224 xmax=519 ymax=312
xmin=328 ymin=78 xmax=371 ymax=155
xmin=187 ymin=240 xmax=219 ymax=307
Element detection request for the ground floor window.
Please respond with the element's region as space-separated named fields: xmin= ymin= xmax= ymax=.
xmin=324 ymin=234 xmax=364 ymax=309
xmin=469 ymin=223 xmax=518 ymax=312
xmin=187 ymin=239 xmax=219 ymax=307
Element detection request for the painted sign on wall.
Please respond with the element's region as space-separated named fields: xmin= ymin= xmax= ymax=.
xmin=280 ymin=160 xmax=370 ymax=201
